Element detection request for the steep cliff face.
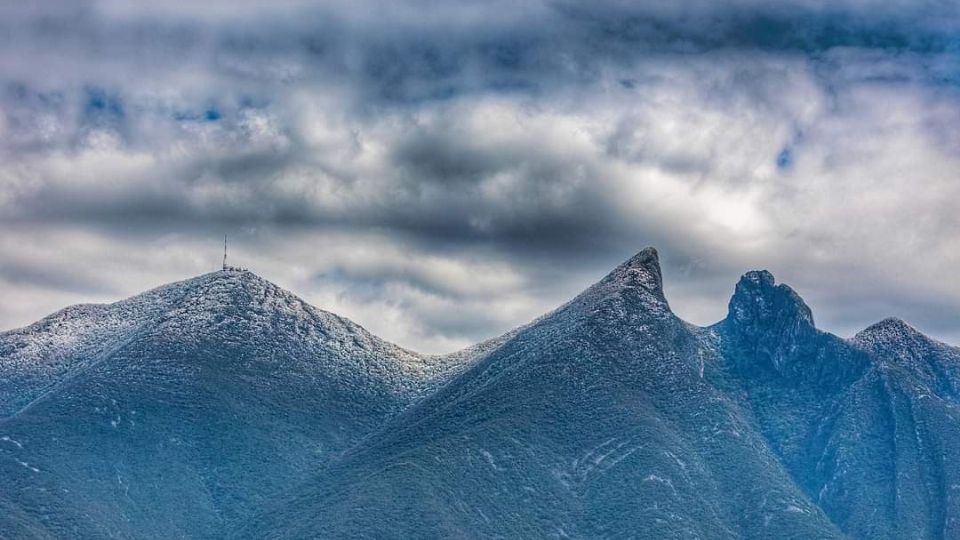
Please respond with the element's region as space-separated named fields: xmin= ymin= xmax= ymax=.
xmin=711 ymin=273 xmax=960 ymax=540
xmin=725 ymin=270 xmax=815 ymax=346
xmin=716 ymin=270 xmax=865 ymax=387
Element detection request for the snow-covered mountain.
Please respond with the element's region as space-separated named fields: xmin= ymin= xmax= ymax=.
xmin=0 ymin=270 xmax=468 ymax=537
xmin=2 ymin=250 xmax=959 ymax=539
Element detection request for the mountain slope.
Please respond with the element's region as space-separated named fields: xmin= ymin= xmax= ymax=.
xmin=0 ymin=277 xmax=198 ymax=417
xmin=0 ymin=269 xmax=470 ymax=538
xmin=241 ymin=249 xmax=843 ymax=539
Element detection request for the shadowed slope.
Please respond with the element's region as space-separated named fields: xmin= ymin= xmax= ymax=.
xmin=710 ymin=273 xmax=960 ymax=540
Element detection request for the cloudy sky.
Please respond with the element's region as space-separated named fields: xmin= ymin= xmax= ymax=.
xmin=1 ymin=0 xmax=958 ymax=353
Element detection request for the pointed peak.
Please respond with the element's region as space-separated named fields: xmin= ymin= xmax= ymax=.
xmin=726 ymin=269 xmax=814 ymax=330
xmin=599 ymin=247 xmax=664 ymax=297
xmin=627 ymin=246 xmax=660 ymax=267
xmin=562 ymin=247 xmax=671 ymax=320
xmin=854 ymin=317 xmax=924 ymax=344
xmin=871 ymin=317 xmax=915 ymax=331
xmin=596 ymin=247 xmax=666 ymax=302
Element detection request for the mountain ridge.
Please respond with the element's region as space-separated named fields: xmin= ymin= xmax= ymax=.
xmin=2 ymin=248 xmax=958 ymax=539
xmin=0 ymin=268 xmax=488 ymax=538
xmin=1 ymin=269 xmax=468 ymax=416
xmin=3 ymin=254 xmax=950 ymax=363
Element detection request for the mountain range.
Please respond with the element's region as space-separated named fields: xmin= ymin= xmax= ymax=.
xmin=2 ymin=248 xmax=958 ymax=539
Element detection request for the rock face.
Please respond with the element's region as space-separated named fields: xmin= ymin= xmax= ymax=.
xmin=1 ymin=250 xmax=959 ymax=539
xmin=711 ymin=273 xmax=960 ymax=540
xmin=722 ymin=270 xmax=817 ymax=374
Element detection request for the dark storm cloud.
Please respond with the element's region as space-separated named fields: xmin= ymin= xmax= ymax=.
xmin=2 ymin=1 xmax=957 ymax=99
xmin=1 ymin=0 xmax=958 ymax=351
xmin=0 ymin=257 xmax=114 ymax=295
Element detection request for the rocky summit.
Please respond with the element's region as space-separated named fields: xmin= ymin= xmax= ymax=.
xmin=2 ymin=250 xmax=958 ymax=539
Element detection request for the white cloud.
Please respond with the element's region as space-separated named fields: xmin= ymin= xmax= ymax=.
xmin=0 ymin=1 xmax=958 ymax=351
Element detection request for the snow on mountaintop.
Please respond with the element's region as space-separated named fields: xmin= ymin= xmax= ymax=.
xmin=853 ymin=317 xmax=926 ymax=346
xmin=594 ymin=246 xmax=665 ymax=298
xmin=558 ymin=246 xmax=673 ymax=320
xmin=851 ymin=316 xmax=960 ymax=392
xmin=0 ymin=268 xmax=464 ymax=417
xmin=852 ymin=316 xmax=960 ymax=361
xmin=153 ymin=269 xmax=466 ymax=395
xmin=0 ymin=273 xmax=202 ymax=416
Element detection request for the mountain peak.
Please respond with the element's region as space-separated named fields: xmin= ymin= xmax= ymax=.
xmin=741 ymin=269 xmax=775 ymax=288
xmin=727 ymin=270 xmax=814 ymax=330
xmin=555 ymin=247 xmax=672 ymax=323
xmin=719 ymin=270 xmax=819 ymax=375
xmin=599 ymin=247 xmax=664 ymax=297
xmin=853 ymin=317 xmax=924 ymax=347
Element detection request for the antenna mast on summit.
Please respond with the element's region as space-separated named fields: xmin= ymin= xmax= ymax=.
xmin=223 ymin=235 xmax=228 ymax=270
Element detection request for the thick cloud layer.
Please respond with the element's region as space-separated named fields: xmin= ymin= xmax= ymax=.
xmin=1 ymin=0 xmax=958 ymax=352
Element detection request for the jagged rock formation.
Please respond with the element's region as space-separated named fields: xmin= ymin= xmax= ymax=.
xmin=1 ymin=249 xmax=958 ymax=539
xmin=709 ymin=272 xmax=960 ymax=540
